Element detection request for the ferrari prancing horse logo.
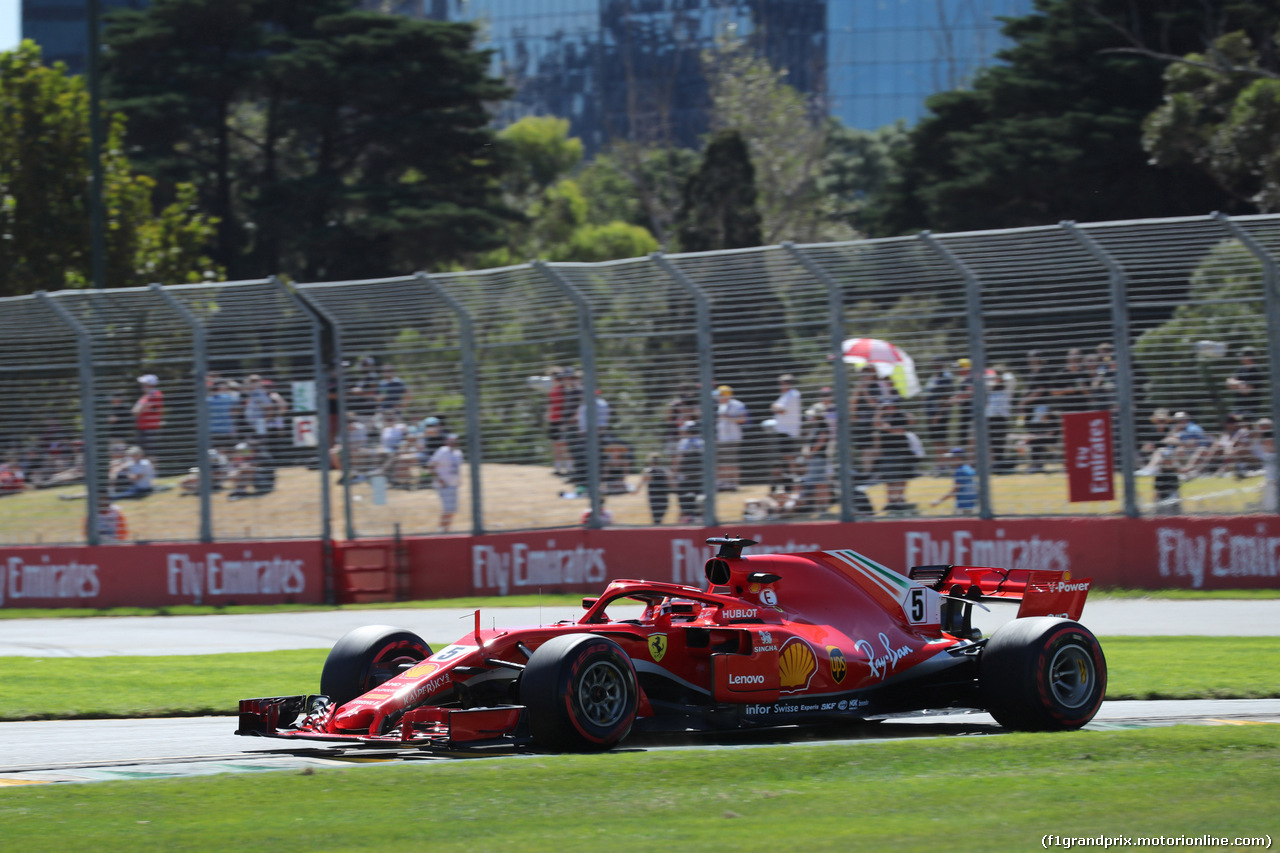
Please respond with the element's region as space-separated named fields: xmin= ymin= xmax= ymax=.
xmin=648 ymin=634 xmax=668 ymax=662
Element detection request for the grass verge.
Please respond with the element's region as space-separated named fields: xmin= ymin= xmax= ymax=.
xmin=1 ymin=727 xmax=1277 ymax=852
xmin=1 ymin=637 xmax=1277 ymax=722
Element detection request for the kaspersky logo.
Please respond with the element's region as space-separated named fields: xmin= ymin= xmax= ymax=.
xmin=648 ymin=634 xmax=667 ymax=662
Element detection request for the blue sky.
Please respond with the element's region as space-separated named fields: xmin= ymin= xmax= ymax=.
xmin=0 ymin=0 xmax=17 ymax=52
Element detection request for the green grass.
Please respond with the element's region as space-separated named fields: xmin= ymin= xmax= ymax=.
xmin=1104 ymin=637 xmax=1280 ymax=699
xmin=1 ymin=727 xmax=1277 ymax=852
xmin=1093 ymin=588 xmax=1280 ymax=600
xmin=2 ymin=637 xmax=1277 ymax=722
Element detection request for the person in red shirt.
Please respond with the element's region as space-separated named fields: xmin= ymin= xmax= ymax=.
xmin=132 ymin=375 xmax=164 ymax=457
xmin=547 ymin=369 xmax=570 ymax=476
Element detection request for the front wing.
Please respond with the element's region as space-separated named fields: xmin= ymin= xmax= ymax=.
xmin=237 ymin=695 xmax=531 ymax=750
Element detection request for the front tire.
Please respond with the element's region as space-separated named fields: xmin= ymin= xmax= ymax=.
xmin=980 ymin=617 xmax=1106 ymax=730
xmin=520 ymin=634 xmax=638 ymax=752
xmin=320 ymin=625 xmax=432 ymax=707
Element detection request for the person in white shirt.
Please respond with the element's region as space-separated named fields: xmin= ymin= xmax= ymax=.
xmin=715 ymin=384 xmax=748 ymax=490
xmin=429 ymin=434 xmax=464 ymax=531
xmin=1248 ymin=418 xmax=1276 ymax=512
xmin=770 ymin=373 xmax=802 ymax=478
xmin=115 ymin=446 xmax=154 ymax=499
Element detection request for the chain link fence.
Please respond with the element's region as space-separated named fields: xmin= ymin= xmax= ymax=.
xmin=0 ymin=213 xmax=1275 ymax=545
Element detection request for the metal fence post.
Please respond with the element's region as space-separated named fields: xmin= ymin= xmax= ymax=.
xmin=149 ymin=283 xmax=212 ymax=541
xmin=784 ymin=242 xmax=854 ymax=522
xmin=533 ymin=260 xmax=603 ymax=527
xmin=1063 ymin=222 xmax=1139 ymax=518
xmin=919 ymin=232 xmax=993 ymax=519
xmin=418 ymin=272 xmax=484 ymax=535
xmin=1215 ymin=212 xmax=1280 ymax=515
xmin=651 ymin=253 xmax=718 ymax=528
xmin=293 ymin=286 xmax=354 ymax=543
xmin=271 ymin=277 xmax=333 ymax=555
xmin=37 ymin=292 xmax=100 ymax=544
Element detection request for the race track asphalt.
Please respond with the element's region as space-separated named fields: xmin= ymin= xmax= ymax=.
xmin=2 ymin=598 xmax=1279 ymax=657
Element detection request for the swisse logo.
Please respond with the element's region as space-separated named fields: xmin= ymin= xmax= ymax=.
xmin=729 ymin=674 xmax=765 ymax=685
xmin=166 ymin=552 xmax=306 ymax=602
xmin=472 ymin=542 xmax=607 ymax=595
xmin=905 ymin=530 xmax=1069 ymax=572
xmin=721 ymin=608 xmax=758 ymax=620
xmin=1 ymin=555 xmax=100 ymax=606
xmin=1055 ymin=581 xmax=1090 ymax=592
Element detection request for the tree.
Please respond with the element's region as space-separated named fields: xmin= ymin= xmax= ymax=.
xmin=1142 ymin=28 xmax=1280 ymax=211
xmin=819 ymin=119 xmax=908 ymax=238
xmin=498 ymin=115 xmax=584 ymax=205
xmin=703 ymin=39 xmax=833 ymax=244
xmin=476 ymin=116 xmax=659 ymax=266
xmin=1133 ymin=240 xmax=1268 ymax=424
xmin=0 ymin=41 xmax=218 ymax=295
xmin=675 ymin=130 xmax=763 ymax=252
xmin=258 ymin=12 xmax=514 ymax=280
xmin=868 ymin=0 xmax=1238 ymax=236
xmin=104 ymin=1 xmax=514 ymax=280
xmin=577 ymin=143 xmax=699 ymax=248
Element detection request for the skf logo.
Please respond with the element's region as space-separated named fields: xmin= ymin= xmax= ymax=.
xmin=648 ymin=634 xmax=668 ymax=662
xmin=827 ymin=646 xmax=847 ymax=684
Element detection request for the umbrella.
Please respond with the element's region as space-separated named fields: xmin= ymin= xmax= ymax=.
xmin=841 ymin=337 xmax=921 ymax=399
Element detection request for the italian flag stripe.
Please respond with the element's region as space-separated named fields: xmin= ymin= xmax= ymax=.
xmin=826 ymin=549 xmax=908 ymax=600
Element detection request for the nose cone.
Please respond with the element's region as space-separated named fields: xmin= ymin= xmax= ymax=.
xmin=333 ymin=702 xmax=377 ymax=733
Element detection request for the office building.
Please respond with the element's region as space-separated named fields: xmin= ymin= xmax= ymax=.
xmin=22 ymin=0 xmax=1032 ymax=150
xmin=428 ymin=1 xmax=1033 ymax=152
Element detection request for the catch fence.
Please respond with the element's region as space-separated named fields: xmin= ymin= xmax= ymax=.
xmin=0 ymin=212 xmax=1276 ymax=545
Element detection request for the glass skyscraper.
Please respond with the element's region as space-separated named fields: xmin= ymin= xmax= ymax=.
xmin=428 ymin=0 xmax=1032 ymax=151
xmin=21 ymin=0 xmax=145 ymax=72
xmin=23 ymin=0 xmax=1032 ymax=147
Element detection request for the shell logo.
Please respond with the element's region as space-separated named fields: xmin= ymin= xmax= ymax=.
xmin=405 ymin=662 xmax=440 ymax=679
xmin=779 ymin=639 xmax=817 ymax=692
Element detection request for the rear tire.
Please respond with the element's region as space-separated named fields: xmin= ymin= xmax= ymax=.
xmin=980 ymin=617 xmax=1106 ymax=730
xmin=320 ymin=625 xmax=432 ymax=707
xmin=520 ymin=634 xmax=638 ymax=752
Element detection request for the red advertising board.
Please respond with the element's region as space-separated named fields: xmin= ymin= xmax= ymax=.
xmin=7 ymin=515 xmax=1280 ymax=609
xmin=0 ymin=540 xmax=325 ymax=609
xmin=398 ymin=515 xmax=1280 ymax=598
xmin=1062 ymin=410 xmax=1115 ymax=502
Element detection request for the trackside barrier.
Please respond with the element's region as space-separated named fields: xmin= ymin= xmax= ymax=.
xmin=2 ymin=214 xmax=1279 ymax=552
xmin=3 ymin=514 xmax=1278 ymax=610
xmin=0 ymin=540 xmax=325 ymax=609
xmin=435 ymin=516 xmax=1280 ymax=595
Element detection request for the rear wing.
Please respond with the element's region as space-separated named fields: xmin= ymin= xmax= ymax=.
xmin=909 ymin=564 xmax=1093 ymax=622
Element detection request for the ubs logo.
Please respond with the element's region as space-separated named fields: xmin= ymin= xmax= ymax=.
xmin=827 ymin=646 xmax=847 ymax=684
xmin=648 ymin=634 xmax=668 ymax=662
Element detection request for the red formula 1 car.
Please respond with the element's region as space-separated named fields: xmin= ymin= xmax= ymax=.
xmin=237 ymin=537 xmax=1107 ymax=752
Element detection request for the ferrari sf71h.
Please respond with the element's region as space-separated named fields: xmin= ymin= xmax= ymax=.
xmin=238 ymin=537 xmax=1106 ymax=751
